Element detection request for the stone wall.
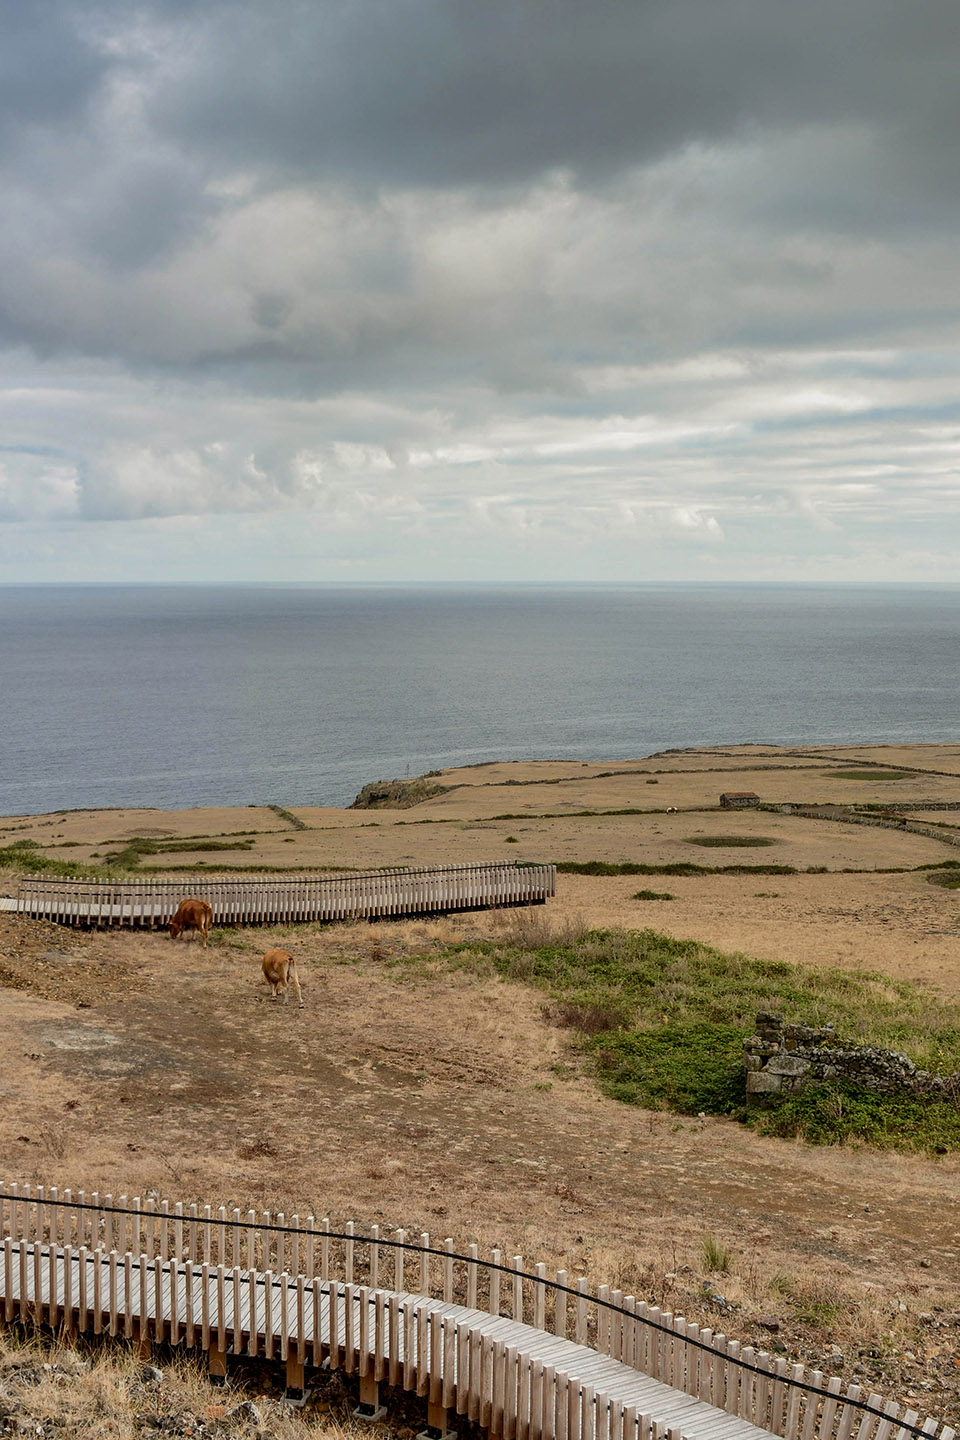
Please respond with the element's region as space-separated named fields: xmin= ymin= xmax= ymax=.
xmin=744 ymin=1012 xmax=959 ymax=1103
xmin=763 ymin=803 xmax=960 ymax=849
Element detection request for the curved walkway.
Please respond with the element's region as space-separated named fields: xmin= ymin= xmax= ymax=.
xmin=3 ymin=1242 xmax=777 ymax=1440
xmin=10 ymin=863 xmax=555 ymax=928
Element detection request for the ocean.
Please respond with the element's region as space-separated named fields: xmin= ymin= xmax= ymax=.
xmin=1 ymin=583 xmax=958 ymax=816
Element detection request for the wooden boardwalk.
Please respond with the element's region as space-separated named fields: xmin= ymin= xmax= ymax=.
xmin=0 ymin=1184 xmax=952 ymax=1440
xmin=3 ymin=1242 xmax=779 ymax=1440
xmin=11 ymin=861 xmax=556 ymax=929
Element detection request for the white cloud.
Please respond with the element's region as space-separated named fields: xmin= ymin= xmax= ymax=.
xmin=1 ymin=3 xmax=960 ymax=578
xmin=0 ymin=456 xmax=80 ymax=521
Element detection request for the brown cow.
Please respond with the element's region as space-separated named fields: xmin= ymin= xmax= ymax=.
xmin=168 ymin=898 xmax=213 ymax=944
xmin=261 ymin=948 xmax=303 ymax=1006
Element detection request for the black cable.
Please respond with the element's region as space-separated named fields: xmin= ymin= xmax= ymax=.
xmin=4 ymin=1195 xmax=945 ymax=1437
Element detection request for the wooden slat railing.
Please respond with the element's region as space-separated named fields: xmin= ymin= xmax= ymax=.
xmin=14 ymin=862 xmax=556 ymax=928
xmin=0 ymin=1184 xmax=952 ymax=1440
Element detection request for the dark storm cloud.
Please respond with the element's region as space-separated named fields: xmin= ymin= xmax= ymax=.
xmin=0 ymin=5 xmax=107 ymax=143
xmin=3 ymin=0 xmax=960 ymax=578
xmin=149 ymin=0 xmax=960 ymax=195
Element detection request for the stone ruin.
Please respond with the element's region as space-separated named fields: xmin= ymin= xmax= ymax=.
xmin=744 ymin=1012 xmax=959 ymax=1104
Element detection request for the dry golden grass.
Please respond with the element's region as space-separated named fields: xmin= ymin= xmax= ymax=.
xmin=1 ymin=746 xmax=960 ymax=1419
xmin=0 ymin=1328 xmax=387 ymax=1439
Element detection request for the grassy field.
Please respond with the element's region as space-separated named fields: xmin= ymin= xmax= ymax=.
xmin=387 ymin=921 xmax=960 ymax=1152
xmin=2 ymin=743 xmax=960 ymax=1421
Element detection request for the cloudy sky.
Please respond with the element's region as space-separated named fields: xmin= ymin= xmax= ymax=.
xmin=2 ymin=0 xmax=960 ymax=582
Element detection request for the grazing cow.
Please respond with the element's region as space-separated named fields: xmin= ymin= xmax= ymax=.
xmin=261 ymin=948 xmax=303 ymax=1006
xmin=168 ymin=898 xmax=213 ymax=944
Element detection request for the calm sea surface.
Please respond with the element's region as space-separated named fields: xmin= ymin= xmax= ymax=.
xmin=1 ymin=583 xmax=958 ymax=815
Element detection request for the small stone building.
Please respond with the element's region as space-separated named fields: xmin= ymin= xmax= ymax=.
xmin=719 ymin=791 xmax=760 ymax=809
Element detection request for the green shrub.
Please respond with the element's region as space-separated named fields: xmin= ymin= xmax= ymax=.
xmin=684 ymin=836 xmax=776 ymax=848
xmin=593 ymin=1022 xmax=745 ymax=1113
xmin=404 ymin=925 xmax=960 ymax=1151
xmin=701 ymin=1235 xmax=733 ymax=1274
xmin=632 ymin=889 xmax=674 ymax=901
xmin=754 ymin=1080 xmax=960 ymax=1153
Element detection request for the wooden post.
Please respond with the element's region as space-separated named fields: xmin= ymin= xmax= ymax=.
xmin=32 ymin=1241 xmax=44 ymax=1328
xmin=394 ymin=1228 xmax=405 ymax=1293
xmin=208 ymin=1344 xmax=228 ymax=1384
xmin=355 ymin=1372 xmax=385 ymax=1421
xmin=388 ymin=1293 xmax=401 ymax=1388
xmin=264 ymin=1270 xmax=275 ymax=1361
xmin=48 ymin=1243 xmax=59 ymax=1330
xmin=248 ymin=1272 xmax=259 ymax=1358
xmin=19 ymin=1243 xmax=30 ymax=1325
xmin=184 ymin=1262 xmax=195 ymax=1347
xmin=233 ymin=1267 xmax=243 ymax=1358
xmin=421 ymin=1399 xmax=452 ymax=1440
xmin=354 ymin=1287 xmax=386 ymax=1419
xmin=597 ymin=1284 xmax=610 ymax=1355
xmin=466 ymin=1244 xmax=478 ymax=1310
xmin=419 ymin=1232 xmax=429 ymax=1295
xmin=468 ymin=1328 xmax=483 ymax=1423
xmin=490 ymin=1248 xmax=502 ymax=1316
xmin=286 ymin=1346 xmax=307 ymax=1401
xmin=78 ymin=1246 xmax=89 ymax=1332
xmin=534 ymin=1263 xmax=546 ymax=1332
xmin=490 ymin=1338 xmax=507 ymax=1439
xmin=443 ymin=1239 xmax=454 ymax=1303
xmin=278 ymin=1271 xmax=291 ymax=1363
xmin=108 ymin=1251 xmax=119 ymax=1337
xmin=576 ymin=1278 xmax=589 ymax=1345
xmin=136 ymin=1253 xmax=148 ymax=1356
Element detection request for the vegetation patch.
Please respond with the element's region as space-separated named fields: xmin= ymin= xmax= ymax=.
xmin=830 ymin=770 xmax=910 ymax=781
xmin=556 ymin=860 xmax=797 ymax=876
xmin=700 ymin=1235 xmax=733 ymax=1274
xmin=138 ymin=862 xmax=354 ymax=874
xmin=400 ymin=925 xmax=960 ymax=1152
xmin=684 ymin=835 xmax=776 ymax=848
xmin=753 ymin=1081 xmax=960 ymax=1153
xmin=1 ymin=833 xmax=258 ymax=877
xmin=268 ymin=804 xmax=308 ymax=830
xmin=596 ymin=1022 xmax=746 ymax=1113
xmin=926 ymin=869 xmax=960 ymax=890
xmin=102 ymin=837 xmax=255 ymax=867
xmin=632 ymin=889 xmax=675 ymax=901
xmin=0 ymin=843 xmax=95 ymax=880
